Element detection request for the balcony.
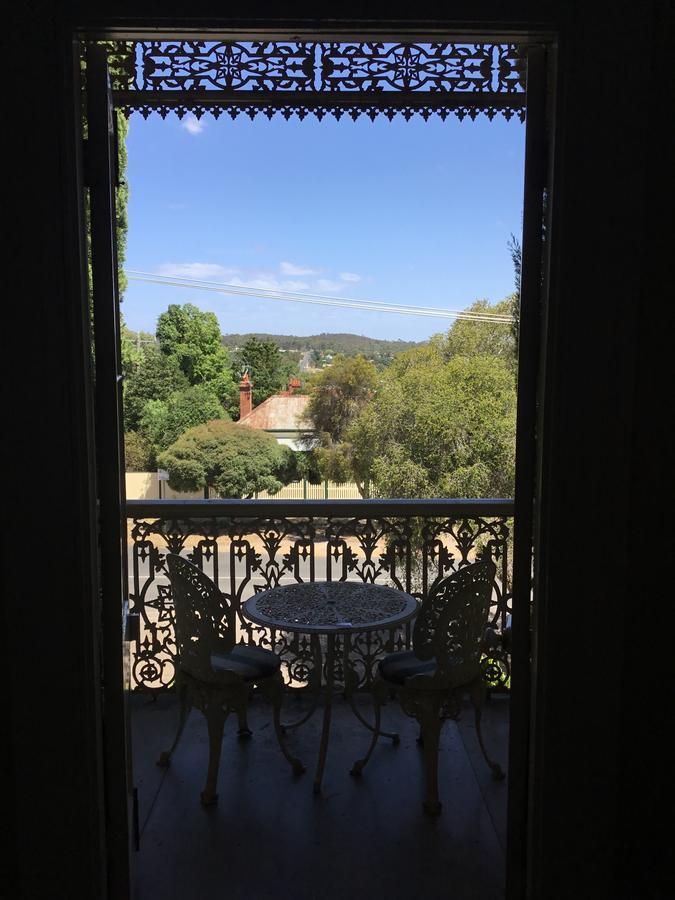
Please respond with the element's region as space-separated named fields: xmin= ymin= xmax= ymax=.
xmin=127 ymin=498 xmax=513 ymax=900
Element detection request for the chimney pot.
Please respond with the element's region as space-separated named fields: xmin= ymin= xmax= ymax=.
xmin=239 ymin=371 xmax=253 ymax=419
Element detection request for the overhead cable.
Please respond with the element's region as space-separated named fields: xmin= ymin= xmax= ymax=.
xmin=125 ymin=270 xmax=515 ymax=324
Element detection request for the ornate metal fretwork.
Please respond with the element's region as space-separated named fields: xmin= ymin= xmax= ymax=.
xmin=128 ymin=507 xmax=512 ymax=693
xmin=104 ymin=40 xmax=525 ymax=122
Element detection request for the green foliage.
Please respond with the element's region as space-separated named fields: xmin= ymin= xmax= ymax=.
xmin=233 ymin=336 xmax=290 ymax=408
xmin=316 ymin=440 xmax=372 ymax=495
xmin=279 ymin=354 xmax=302 ymax=386
xmin=85 ymin=109 xmax=129 ymax=357
xmin=279 ymin=449 xmax=324 ymax=485
xmin=156 ymin=303 xmax=233 ymax=385
xmin=158 ymin=420 xmax=292 ymax=498
xmin=139 ymin=383 xmax=227 ymax=452
xmin=346 ymin=345 xmax=517 ymax=499
xmin=115 ymin=112 xmax=129 ymax=298
xmin=221 ymin=331 xmax=419 ymax=366
xmin=436 ymin=298 xmax=516 ymax=366
xmin=304 ymin=355 xmax=378 ymax=497
xmin=123 ymin=344 xmax=189 ymax=430
xmin=119 ymin=314 xmax=143 ymax=379
xmin=305 ymin=355 xmax=378 ymax=443
xmin=295 ymin=449 xmax=324 ymax=484
xmin=124 ymin=431 xmax=154 ymax=471
xmin=507 ymin=233 xmax=521 ymax=358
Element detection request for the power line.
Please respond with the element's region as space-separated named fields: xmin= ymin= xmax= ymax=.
xmin=125 ymin=270 xmax=514 ymax=324
xmin=127 ymin=270 xmax=513 ymax=323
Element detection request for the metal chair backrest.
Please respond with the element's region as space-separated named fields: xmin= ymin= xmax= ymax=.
xmin=413 ymin=555 xmax=497 ymax=684
xmin=166 ymin=553 xmax=236 ymax=680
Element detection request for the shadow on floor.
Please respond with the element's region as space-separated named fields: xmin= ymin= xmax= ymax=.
xmin=131 ymin=690 xmax=509 ymax=900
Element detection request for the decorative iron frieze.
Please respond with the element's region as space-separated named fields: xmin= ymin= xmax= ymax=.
xmin=318 ymin=43 xmax=523 ymax=94
xmin=101 ymin=40 xmax=526 ymax=121
xmin=128 ymin=510 xmax=512 ymax=693
xmin=118 ymin=102 xmax=524 ymax=123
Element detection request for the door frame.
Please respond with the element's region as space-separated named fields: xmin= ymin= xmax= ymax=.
xmin=78 ymin=22 xmax=557 ymax=900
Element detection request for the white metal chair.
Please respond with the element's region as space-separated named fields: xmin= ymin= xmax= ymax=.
xmin=158 ymin=553 xmax=304 ymax=805
xmin=353 ymin=553 xmax=505 ymax=814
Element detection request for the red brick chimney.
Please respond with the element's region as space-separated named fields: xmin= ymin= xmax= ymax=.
xmin=287 ymin=377 xmax=301 ymax=395
xmin=239 ymin=371 xmax=253 ymax=419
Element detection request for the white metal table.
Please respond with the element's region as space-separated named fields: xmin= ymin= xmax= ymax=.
xmin=242 ymin=581 xmax=418 ymax=793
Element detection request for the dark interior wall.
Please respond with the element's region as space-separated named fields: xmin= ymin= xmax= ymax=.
xmin=6 ymin=5 xmax=107 ymax=899
xmin=5 ymin=3 xmax=672 ymax=898
xmin=614 ymin=5 xmax=672 ymax=894
xmin=530 ymin=4 xmax=671 ymax=898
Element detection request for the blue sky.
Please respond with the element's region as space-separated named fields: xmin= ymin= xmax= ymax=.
xmin=123 ymin=111 xmax=525 ymax=342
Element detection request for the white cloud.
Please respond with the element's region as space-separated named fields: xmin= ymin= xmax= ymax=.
xmin=315 ymin=278 xmax=344 ymax=293
xmin=157 ymin=262 xmax=238 ymax=280
xmin=280 ymin=261 xmax=318 ymax=276
xmin=181 ymin=114 xmax=205 ymax=135
xmin=230 ymin=275 xmax=282 ymax=291
xmin=340 ymin=272 xmax=361 ymax=283
xmin=228 ymin=274 xmax=312 ymax=293
xmin=153 ymin=265 xmax=349 ymax=299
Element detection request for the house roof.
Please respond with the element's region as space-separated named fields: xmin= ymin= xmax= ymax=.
xmin=238 ymin=394 xmax=312 ymax=433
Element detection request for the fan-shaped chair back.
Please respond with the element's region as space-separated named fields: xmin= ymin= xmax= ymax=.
xmin=413 ymin=555 xmax=497 ymax=684
xmin=166 ymin=553 xmax=236 ymax=681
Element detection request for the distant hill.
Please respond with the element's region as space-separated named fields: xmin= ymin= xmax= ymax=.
xmin=221 ymin=332 xmax=420 ymax=365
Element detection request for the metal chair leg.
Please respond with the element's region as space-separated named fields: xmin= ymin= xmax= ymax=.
xmin=157 ymin=678 xmax=192 ymax=767
xmin=470 ymin=682 xmax=505 ymax=780
xmin=201 ymin=705 xmax=229 ymax=806
xmin=421 ymin=707 xmax=443 ymax=815
xmin=268 ymin=675 xmax=306 ymax=775
xmin=236 ymin=702 xmax=253 ymax=739
xmin=350 ymin=688 xmax=384 ymax=776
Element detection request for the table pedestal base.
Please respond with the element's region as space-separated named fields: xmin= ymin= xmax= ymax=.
xmin=282 ymin=633 xmax=399 ymax=793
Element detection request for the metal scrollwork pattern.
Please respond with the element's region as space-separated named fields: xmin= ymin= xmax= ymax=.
xmin=318 ymin=43 xmax=523 ymax=94
xmin=101 ymin=40 xmax=526 ymax=121
xmin=128 ymin=510 xmax=511 ymax=693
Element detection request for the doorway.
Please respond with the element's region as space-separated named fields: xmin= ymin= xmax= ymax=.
xmin=85 ymin=34 xmax=552 ymax=900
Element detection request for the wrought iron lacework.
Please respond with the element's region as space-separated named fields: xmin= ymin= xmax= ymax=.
xmin=104 ymin=41 xmax=526 ymax=122
xmin=128 ymin=512 xmax=512 ymax=693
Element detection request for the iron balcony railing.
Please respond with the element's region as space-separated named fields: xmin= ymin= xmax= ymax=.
xmin=126 ymin=498 xmax=514 ymax=693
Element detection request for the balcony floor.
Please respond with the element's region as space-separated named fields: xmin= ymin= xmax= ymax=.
xmin=131 ymin=689 xmax=509 ymax=900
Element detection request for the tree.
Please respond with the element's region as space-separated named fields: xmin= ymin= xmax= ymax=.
xmin=156 ymin=303 xmax=232 ymax=385
xmin=305 ymin=354 xmax=378 ymax=443
xmin=438 ymin=298 xmax=516 ymax=368
xmin=158 ymin=420 xmax=293 ymax=498
xmin=115 ymin=112 xmax=129 ymax=298
xmin=124 ymin=431 xmax=154 ymax=471
xmin=123 ymin=343 xmax=189 ymax=430
xmin=276 ymin=448 xmax=324 ymax=485
xmin=153 ymin=302 xmax=238 ymax=415
xmin=347 ymin=346 xmax=517 ymax=498
xmin=233 ymin=336 xmax=291 ymax=408
xmin=293 ymin=449 xmax=324 ymax=484
xmin=304 ymin=354 xmax=378 ymax=496
xmin=120 ymin=315 xmax=143 ymax=379
xmin=507 ymin=233 xmax=521 ymax=357
xmin=139 ymin=383 xmax=227 ymax=453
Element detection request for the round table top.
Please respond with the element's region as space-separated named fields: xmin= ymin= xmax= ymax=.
xmin=242 ymin=580 xmax=419 ymax=635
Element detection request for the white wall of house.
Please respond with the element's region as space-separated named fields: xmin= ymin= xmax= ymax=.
xmin=125 ymin=472 xmax=204 ymax=500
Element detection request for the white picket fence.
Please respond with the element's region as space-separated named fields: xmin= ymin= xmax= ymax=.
xmin=125 ymin=472 xmax=362 ymax=501
xmin=254 ymin=480 xmax=362 ymax=500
